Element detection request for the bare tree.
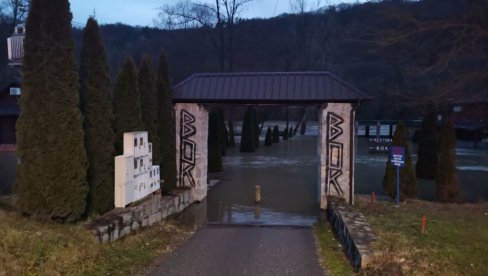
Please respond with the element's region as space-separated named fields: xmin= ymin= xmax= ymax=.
xmin=370 ymin=0 xmax=488 ymax=103
xmin=1 ymin=0 xmax=29 ymax=28
xmin=289 ymin=0 xmax=324 ymax=14
xmin=157 ymin=0 xmax=253 ymax=72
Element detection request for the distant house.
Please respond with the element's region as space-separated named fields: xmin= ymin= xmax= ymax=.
xmin=0 ymin=76 xmax=21 ymax=151
xmin=450 ymin=94 xmax=488 ymax=141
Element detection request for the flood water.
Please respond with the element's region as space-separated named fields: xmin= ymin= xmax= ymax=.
xmin=185 ymin=121 xmax=487 ymax=227
xmin=205 ymin=135 xmax=320 ymax=227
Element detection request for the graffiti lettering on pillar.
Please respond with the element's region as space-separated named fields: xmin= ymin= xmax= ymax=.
xmin=326 ymin=112 xmax=344 ymax=195
xmin=180 ymin=110 xmax=196 ymax=187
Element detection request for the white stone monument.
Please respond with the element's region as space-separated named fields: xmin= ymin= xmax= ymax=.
xmin=174 ymin=103 xmax=208 ymax=202
xmin=318 ymin=103 xmax=355 ymax=208
xmin=114 ymin=131 xmax=161 ymax=208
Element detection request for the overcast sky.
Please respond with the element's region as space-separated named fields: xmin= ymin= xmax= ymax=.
xmin=70 ymin=0 xmax=367 ymax=27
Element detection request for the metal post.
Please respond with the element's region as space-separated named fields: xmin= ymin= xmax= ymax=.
xmin=396 ymin=166 xmax=400 ymax=206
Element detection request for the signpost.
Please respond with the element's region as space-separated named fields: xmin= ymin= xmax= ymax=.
xmin=390 ymin=146 xmax=405 ymax=206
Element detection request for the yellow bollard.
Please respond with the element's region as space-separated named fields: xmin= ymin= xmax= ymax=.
xmin=255 ymin=185 xmax=261 ymax=204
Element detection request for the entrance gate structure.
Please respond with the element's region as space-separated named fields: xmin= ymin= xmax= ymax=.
xmin=172 ymin=72 xmax=370 ymax=209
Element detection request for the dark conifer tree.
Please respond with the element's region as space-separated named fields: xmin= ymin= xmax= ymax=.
xmin=138 ymin=55 xmax=161 ymax=165
xmin=436 ymin=120 xmax=459 ymax=202
xmin=283 ymin=127 xmax=289 ymax=140
xmin=252 ymin=108 xmax=259 ymax=148
xmin=217 ymin=108 xmax=227 ymax=156
xmin=416 ymin=102 xmax=438 ymax=179
xmin=273 ymin=125 xmax=280 ymax=143
xmin=289 ymin=127 xmax=294 ymax=138
xmin=240 ymin=106 xmax=255 ymax=152
xmin=208 ymin=110 xmax=222 ymax=172
xmin=264 ymin=127 xmax=273 ymax=146
xmin=80 ymin=17 xmax=115 ymax=214
xmin=156 ymin=52 xmax=177 ymax=193
xmin=113 ymin=57 xmax=144 ymax=155
xmin=300 ymin=120 xmax=307 ymax=135
xmin=227 ymin=121 xmax=236 ymax=147
xmin=15 ymin=0 xmax=88 ymax=221
xmin=383 ymin=122 xmax=418 ymax=201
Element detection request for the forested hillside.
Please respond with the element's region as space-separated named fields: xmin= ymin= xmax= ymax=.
xmin=1 ymin=0 xmax=486 ymax=119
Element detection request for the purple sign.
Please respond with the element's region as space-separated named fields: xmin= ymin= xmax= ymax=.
xmin=390 ymin=146 xmax=405 ymax=167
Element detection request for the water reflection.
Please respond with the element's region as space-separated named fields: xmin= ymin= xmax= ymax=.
xmin=206 ymin=135 xmax=320 ymax=227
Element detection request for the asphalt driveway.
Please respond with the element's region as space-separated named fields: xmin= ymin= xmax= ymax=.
xmin=148 ymin=225 xmax=324 ymax=276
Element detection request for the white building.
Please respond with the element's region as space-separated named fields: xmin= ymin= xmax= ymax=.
xmin=115 ymin=132 xmax=161 ymax=208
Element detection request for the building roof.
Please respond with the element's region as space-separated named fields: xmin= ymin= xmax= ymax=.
xmin=172 ymin=72 xmax=371 ymax=104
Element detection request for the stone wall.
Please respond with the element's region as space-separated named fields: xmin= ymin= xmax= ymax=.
xmin=318 ymin=103 xmax=355 ymax=208
xmin=174 ymin=103 xmax=208 ymax=202
xmin=86 ymin=189 xmax=193 ymax=243
xmin=327 ymin=197 xmax=376 ymax=269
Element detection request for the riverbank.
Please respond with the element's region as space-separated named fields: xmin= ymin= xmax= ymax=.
xmin=0 ymin=197 xmax=195 ymax=275
xmin=314 ymin=197 xmax=488 ymax=275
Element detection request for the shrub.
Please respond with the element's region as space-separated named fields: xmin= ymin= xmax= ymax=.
xmin=436 ymin=119 xmax=459 ymax=202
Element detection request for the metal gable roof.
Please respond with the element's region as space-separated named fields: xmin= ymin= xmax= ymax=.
xmin=172 ymin=71 xmax=371 ymax=104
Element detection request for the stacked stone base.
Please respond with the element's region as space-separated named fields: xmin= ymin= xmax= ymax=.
xmin=86 ymin=189 xmax=193 ymax=243
xmin=327 ymin=197 xmax=376 ymax=269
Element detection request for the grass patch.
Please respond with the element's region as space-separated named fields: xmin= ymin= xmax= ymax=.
xmin=0 ymin=203 xmax=194 ymax=275
xmin=356 ymin=197 xmax=488 ymax=275
xmin=314 ymin=220 xmax=356 ymax=276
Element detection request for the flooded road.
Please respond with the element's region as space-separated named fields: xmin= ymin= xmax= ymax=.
xmin=206 ymin=135 xmax=320 ymax=226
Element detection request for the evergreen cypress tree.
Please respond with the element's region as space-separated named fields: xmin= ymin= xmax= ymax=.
xmin=217 ymin=108 xmax=227 ymax=156
xmin=252 ymin=108 xmax=259 ymax=148
xmin=113 ymin=57 xmax=144 ymax=155
xmin=300 ymin=120 xmax=307 ymax=135
xmin=138 ymin=55 xmax=161 ymax=165
xmin=156 ymin=52 xmax=177 ymax=193
xmin=240 ymin=106 xmax=255 ymax=152
xmin=383 ymin=122 xmax=418 ymax=201
xmin=227 ymin=121 xmax=236 ymax=147
xmin=436 ymin=120 xmax=459 ymax=202
xmin=15 ymin=0 xmax=88 ymax=221
xmin=208 ymin=110 xmax=222 ymax=172
xmin=283 ymin=127 xmax=289 ymax=140
xmin=416 ymin=102 xmax=438 ymax=179
xmin=80 ymin=17 xmax=115 ymax=214
xmin=264 ymin=127 xmax=273 ymax=146
xmin=273 ymin=125 xmax=280 ymax=143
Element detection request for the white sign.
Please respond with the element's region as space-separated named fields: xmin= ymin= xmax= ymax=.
xmin=10 ymin=87 xmax=21 ymax=96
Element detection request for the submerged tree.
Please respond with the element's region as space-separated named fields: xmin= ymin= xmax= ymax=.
xmin=15 ymin=0 xmax=88 ymax=221
xmin=300 ymin=120 xmax=307 ymax=135
xmin=80 ymin=17 xmax=115 ymax=214
xmin=272 ymin=125 xmax=280 ymax=143
xmin=416 ymin=102 xmax=438 ymax=179
xmin=113 ymin=57 xmax=144 ymax=155
xmin=208 ymin=110 xmax=223 ymax=172
xmin=264 ymin=126 xmax=273 ymax=146
xmin=227 ymin=120 xmax=236 ymax=147
xmin=289 ymin=127 xmax=294 ymax=138
xmin=217 ymin=107 xmax=227 ymax=156
xmin=283 ymin=127 xmax=289 ymax=140
xmin=156 ymin=52 xmax=177 ymax=193
xmin=138 ymin=55 xmax=161 ymax=165
xmin=436 ymin=119 xmax=459 ymax=202
xmin=240 ymin=106 xmax=255 ymax=152
xmin=383 ymin=122 xmax=418 ymax=201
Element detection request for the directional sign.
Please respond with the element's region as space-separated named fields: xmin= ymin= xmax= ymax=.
xmin=390 ymin=146 xmax=405 ymax=167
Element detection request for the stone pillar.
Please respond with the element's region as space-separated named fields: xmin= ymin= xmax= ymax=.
xmin=318 ymin=103 xmax=355 ymax=209
xmin=175 ymin=103 xmax=208 ymax=202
